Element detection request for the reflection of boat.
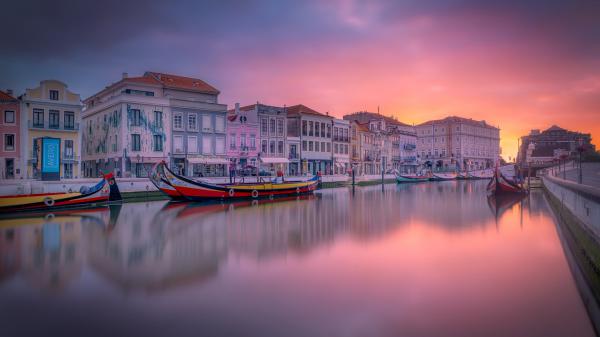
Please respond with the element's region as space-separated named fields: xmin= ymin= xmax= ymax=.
xmin=396 ymin=173 xmax=430 ymax=183
xmin=0 ymin=173 xmax=122 ymax=213
xmin=149 ymin=163 xmax=185 ymax=200
xmin=431 ymin=172 xmax=458 ymax=181
xmin=159 ymin=161 xmax=319 ymax=201
xmin=487 ymin=193 xmax=526 ymax=218
xmin=487 ymin=167 xmax=526 ymax=195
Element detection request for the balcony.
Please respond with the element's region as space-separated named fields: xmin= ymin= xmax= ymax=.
xmin=28 ymin=120 xmax=79 ymax=131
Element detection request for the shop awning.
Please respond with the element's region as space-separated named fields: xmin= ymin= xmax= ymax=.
xmin=260 ymin=157 xmax=290 ymax=164
xmin=187 ymin=157 xmax=229 ymax=165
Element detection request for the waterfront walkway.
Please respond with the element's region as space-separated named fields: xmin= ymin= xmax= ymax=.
xmin=563 ymin=163 xmax=600 ymax=188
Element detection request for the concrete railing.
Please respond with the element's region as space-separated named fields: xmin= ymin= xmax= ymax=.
xmin=543 ymin=173 xmax=600 ymax=238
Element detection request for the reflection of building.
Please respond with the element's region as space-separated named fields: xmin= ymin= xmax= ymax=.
xmin=85 ymin=202 xmax=227 ymax=291
xmin=416 ymin=116 xmax=500 ymax=171
xmin=20 ymin=80 xmax=83 ymax=179
xmin=518 ymin=125 xmax=594 ymax=166
xmin=0 ymin=90 xmax=21 ymax=179
xmin=0 ymin=227 xmax=21 ymax=282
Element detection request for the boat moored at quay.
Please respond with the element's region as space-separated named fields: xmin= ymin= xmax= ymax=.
xmin=155 ymin=161 xmax=319 ymax=201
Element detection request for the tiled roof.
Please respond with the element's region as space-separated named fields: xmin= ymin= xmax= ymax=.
xmin=0 ymin=90 xmax=17 ymax=101
xmin=286 ymin=104 xmax=331 ymax=118
xmin=417 ymin=116 xmax=498 ymax=129
xmin=145 ymin=72 xmax=219 ymax=94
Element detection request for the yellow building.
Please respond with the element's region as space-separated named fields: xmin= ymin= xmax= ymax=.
xmin=20 ymin=80 xmax=82 ymax=179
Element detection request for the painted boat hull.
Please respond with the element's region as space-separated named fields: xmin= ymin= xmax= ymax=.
xmin=396 ymin=174 xmax=429 ymax=183
xmin=149 ymin=163 xmax=186 ymax=200
xmin=430 ymin=173 xmax=458 ymax=181
xmin=159 ymin=162 xmax=319 ymax=201
xmin=487 ymin=168 xmax=526 ymax=195
xmin=0 ymin=173 xmax=122 ymax=213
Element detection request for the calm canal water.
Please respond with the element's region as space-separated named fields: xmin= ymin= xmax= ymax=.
xmin=0 ymin=181 xmax=595 ymax=337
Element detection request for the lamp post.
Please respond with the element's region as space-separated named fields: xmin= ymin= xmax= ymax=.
xmin=577 ymin=138 xmax=585 ymax=184
xmin=560 ymin=154 xmax=568 ymax=180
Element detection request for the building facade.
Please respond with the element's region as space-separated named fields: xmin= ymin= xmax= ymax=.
xmin=416 ymin=116 xmax=500 ymax=171
xmin=518 ymin=125 xmax=594 ymax=166
xmin=256 ymin=104 xmax=288 ymax=174
xmin=20 ymin=80 xmax=83 ymax=179
xmin=0 ymin=90 xmax=20 ymax=179
xmin=287 ymin=104 xmax=333 ymax=175
xmin=226 ymin=103 xmax=260 ymax=173
xmin=332 ymin=119 xmax=350 ymax=174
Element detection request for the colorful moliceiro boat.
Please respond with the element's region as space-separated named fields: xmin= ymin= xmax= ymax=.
xmin=158 ymin=161 xmax=319 ymax=200
xmin=487 ymin=167 xmax=526 ymax=195
xmin=430 ymin=172 xmax=458 ymax=181
xmin=149 ymin=163 xmax=185 ymax=200
xmin=0 ymin=173 xmax=122 ymax=213
xmin=396 ymin=173 xmax=430 ymax=183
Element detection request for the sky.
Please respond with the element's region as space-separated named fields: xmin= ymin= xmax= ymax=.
xmin=1 ymin=0 xmax=599 ymax=160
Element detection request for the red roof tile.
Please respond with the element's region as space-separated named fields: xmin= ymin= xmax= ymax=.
xmin=286 ymin=104 xmax=331 ymax=118
xmin=417 ymin=116 xmax=498 ymax=129
xmin=145 ymin=72 xmax=219 ymax=94
xmin=0 ymin=90 xmax=17 ymax=101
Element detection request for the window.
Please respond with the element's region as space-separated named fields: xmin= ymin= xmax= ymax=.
xmin=63 ymin=163 xmax=73 ymax=179
xmin=240 ymin=134 xmax=246 ymax=148
xmin=202 ymin=115 xmax=212 ymax=132
xmin=315 ymin=122 xmax=320 ymax=137
xmin=321 ymin=142 xmax=326 ymax=152
xmin=202 ymin=135 xmax=212 ymax=154
xmin=302 ymin=140 xmax=307 ymax=151
xmin=326 ymin=125 xmax=331 ymax=138
xmin=131 ymin=134 xmax=141 ymax=151
xmin=261 ymin=118 xmax=268 ymax=136
xmin=153 ymin=135 xmax=163 ymax=151
xmin=302 ymin=120 xmax=307 ymax=136
xmin=174 ymin=135 xmax=184 ymax=153
xmin=261 ymin=139 xmax=268 ymax=153
xmin=290 ymin=144 xmax=297 ymax=158
xmin=215 ymin=137 xmax=225 ymax=154
xmin=327 ymin=143 xmax=331 ymax=152
xmin=154 ymin=111 xmax=163 ymax=128
xmin=215 ymin=115 xmax=225 ymax=132
xmin=230 ymin=133 xmax=237 ymax=149
xmin=321 ymin=123 xmax=326 ymax=138
xmin=309 ymin=121 xmax=314 ymax=136
xmin=334 ymin=144 xmax=338 ymax=154
xmin=188 ymin=114 xmax=197 ymax=131
xmin=173 ymin=114 xmax=183 ymax=129
xmin=49 ymin=110 xmax=60 ymax=129
xmin=113 ymin=135 xmax=118 ymax=152
xmin=64 ymin=140 xmax=73 ymax=158
xmin=278 ymin=141 xmax=284 ymax=154
xmin=49 ymin=90 xmax=59 ymax=100
xmin=270 ymin=118 xmax=276 ymax=134
xmin=249 ymin=134 xmax=256 ymax=149
xmin=309 ymin=141 xmax=313 ymax=151
xmin=64 ymin=111 xmax=75 ymax=129
xmin=4 ymin=110 xmax=15 ymax=124
xmin=334 ymin=127 xmax=339 ymax=141
xmin=4 ymin=134 xmax=14 ymax=151
xmin=188 ymin=136 xmax=198 ymax=153
xmin=270 ymin=140 xmax=275 ymax=154
xmin=277 ymin=119 xmax=284 ymax=136
xmin=131 ymin=109 xmax=142 ymax=126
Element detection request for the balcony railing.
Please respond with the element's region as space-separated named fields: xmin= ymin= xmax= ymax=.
xmin=28 ymin=120 xmax=79 ymax=131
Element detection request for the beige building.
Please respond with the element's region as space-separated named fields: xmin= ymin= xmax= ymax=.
xmin=20 ymin=80 xmax=83 ymax=179
xmin=416 ymin=116 xmax=500 ymax=171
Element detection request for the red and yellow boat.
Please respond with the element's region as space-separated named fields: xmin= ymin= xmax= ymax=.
xmin=0 ymin=173 xmax=122 ymax=213
xmin=149 ymin=162 xmax=185 ymax=200
xmin=487 ymin=167 xmax=526 ymax=195
xmin=156 ymin=161 xmax=319 ymax=201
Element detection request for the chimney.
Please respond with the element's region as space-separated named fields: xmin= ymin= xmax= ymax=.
xmin=122 ymin=72 xmax=128 ymax=79
xmin=235 ymin=103 xmax=240 ymax=114
xmin=6 ymin=89 xmax=13 ymax=96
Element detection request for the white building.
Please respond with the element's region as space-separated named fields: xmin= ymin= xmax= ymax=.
xmin=82 ymin=72 xmax=227 ymax=178
xmin=416 ymin=116 xmax=500 ymax=171
xmin=287 ymin=104 xmax=333 ymax=175
xmin=332 ymin=119 xmax=350 ymax=174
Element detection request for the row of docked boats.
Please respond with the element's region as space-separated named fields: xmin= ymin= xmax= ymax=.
xmin=395 ymin=170 xmax=494 ymax=183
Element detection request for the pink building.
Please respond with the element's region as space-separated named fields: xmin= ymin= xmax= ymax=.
xmin=0 ymin=90 xmax=20 ymax=179
xmin=226 ymin=103 xmax=260 ymax=173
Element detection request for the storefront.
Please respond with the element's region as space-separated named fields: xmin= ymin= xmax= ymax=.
xmin=259 ymin=157 xmax=289 ymax=176
xmin=333 ymin=160 xmax=349 ymax=175
xmin=187 ymin=157 xmax=229 ymax=177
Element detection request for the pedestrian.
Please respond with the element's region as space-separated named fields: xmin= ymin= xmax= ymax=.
xmin=229 ymin=164 xmax=236 ymax=184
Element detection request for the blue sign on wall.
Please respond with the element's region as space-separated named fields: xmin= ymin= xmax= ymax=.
xmin=41 ymin=138 xmax=60 ymax=180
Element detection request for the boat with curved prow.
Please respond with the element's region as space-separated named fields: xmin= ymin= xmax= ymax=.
xmin=158 ymin=161 xmax=319 ymax=201
xmin=149 ymin=162 xmax=186 ymax=200
xmin=430 ymin=172 xmax=458 ymax=181
xmin=396 ymin=173 xmax=430 ymax=183
xmin=487 ymin=167 xmax=526 ymax=196
xmin=0 ymin=173 xmax=122 ymax=213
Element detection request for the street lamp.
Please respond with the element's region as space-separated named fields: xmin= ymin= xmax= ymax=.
xmin=577 ymin=137 xmax=586 ymax=184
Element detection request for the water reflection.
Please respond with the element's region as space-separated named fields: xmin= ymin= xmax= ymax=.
xmin=0 ymin=181 xmax=595 ymax=337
